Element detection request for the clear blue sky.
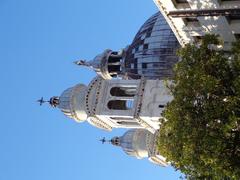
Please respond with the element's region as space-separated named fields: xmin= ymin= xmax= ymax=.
xmin=0 ymin=0 xmax=182 ymax=179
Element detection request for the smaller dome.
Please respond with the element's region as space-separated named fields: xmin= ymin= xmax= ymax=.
xmin=58 ymin=84 xmax=88 ymax=122
xmin=109 ymin=129 xmax=168 ymax=166
xmin=119 ymin=129 xmax=150 ymax=159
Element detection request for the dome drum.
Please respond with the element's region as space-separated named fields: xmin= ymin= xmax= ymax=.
xmin=99 ymin=49 xmax=124 ymax=80
xmin=75 ymin=12 xmax=180 ymax=81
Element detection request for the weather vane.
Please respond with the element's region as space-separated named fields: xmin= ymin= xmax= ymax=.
xmin=37 ymin=97 xmax=49 ymax=106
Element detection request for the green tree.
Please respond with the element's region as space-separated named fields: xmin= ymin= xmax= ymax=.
xmin=158 ymin=34 xmax=240 ymax=179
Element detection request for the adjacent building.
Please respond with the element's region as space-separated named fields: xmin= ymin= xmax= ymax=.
xmin=154 ymin=0 xmax=240 ymax=50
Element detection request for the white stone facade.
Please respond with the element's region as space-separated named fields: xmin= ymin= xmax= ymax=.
xmin=153 ymin=0 xmax=240 ymax=50
xmin=47 ymin=10 xmax=195 ymax=166
xmin=55 ymin=77 xmax=172 ymax=133
xmin=90 ymin=78 xmax=172 ymax=133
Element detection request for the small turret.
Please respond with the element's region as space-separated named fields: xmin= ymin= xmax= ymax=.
xmin=105 ymin=129 xmax=168 ymax=166
xmin=74 ymin=12 xmax=180 ymax=81
xmin=49 ymin=96 xmax=59 ymax=107
xmin=110 ymin=137 xmax=121 ymax=146
xmin=40 ymin=84 xmax=88 ymax=123
xmin=74 ymin=49 xmax=124 ymax=80
xmin=37 ymin=96 xmax=59 ymax=107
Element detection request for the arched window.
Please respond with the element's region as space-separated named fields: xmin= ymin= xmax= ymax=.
xmin=158 ymin=104 xmax=165 ymax=108
xmin=109 ymin=117 xmax=140 ymax=127
xmin=108 ymin=65 xmax=120 ymax=72
xmin=116 ymin=121 xmax=139 ymax=126
xmin=108 ymin=52 xmax=121 ymax=63
xmin=107 ymin=52 xmax=122 ymax=78
xmin=110 ymin=117 xmax=133 ymax=121
xmin=107 ymin=100 xmax=134 ymax=110
xmin=110 ymin=87 xmax=136 ymax=97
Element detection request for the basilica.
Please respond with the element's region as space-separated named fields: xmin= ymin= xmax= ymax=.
xmin=43 ymin=0 xmax=240 ymax=164
xmin=43 ymin=11 xmax=179 ymax=166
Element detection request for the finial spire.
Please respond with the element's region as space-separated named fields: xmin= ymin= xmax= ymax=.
xmin=99 ymin=137 xmax=106 ymax=144
xmin=74 ymin=60 xmax=88 ymax=66
xmin=37 ymin=96 xmax=59 ymax=107
xmin=99 ymin=137 xmax=121 ymax=146
xmin=99 ymin=137 xmax=111 ymax=144
xmin=37 ymin=97 xmax=49 ymax=106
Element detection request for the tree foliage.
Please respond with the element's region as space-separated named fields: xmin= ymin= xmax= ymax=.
xmin=158 ymin=35 xmax=240 ymax=179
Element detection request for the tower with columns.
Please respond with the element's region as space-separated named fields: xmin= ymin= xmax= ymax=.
xmin=47 ymin=77 xmax=172 ymax=133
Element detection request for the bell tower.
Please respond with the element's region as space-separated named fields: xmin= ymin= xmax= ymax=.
xmin=91 ymin=78 xmax=173 ymax=133
xmin=44 ymin=77 xmax=172 ymax=133
xmin=95 ymin=79 xmax=141 ymax=129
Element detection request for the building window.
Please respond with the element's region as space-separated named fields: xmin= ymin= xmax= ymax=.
xmin=110 ymin=117 xmax=140 ymax=126
xmin=107 ymin=100 xmax=134 ymax=110
xmin=142 ymin=63 xmax=147 ymax=69
xmin=110 ymin=87 xmax=137 ymax=97
xmin=184 ymin=17 xmax=199 ymax=22
xmin=193 ymin=36 xmax=203 ymax=43
xmin=172 ymin=0 xmax=190 ymax=8
xmin=130 ymin=63 xmax=134 ymax=69
xmin=116 ymin=121 xmax=140 ymax=126
xmin=110 ymin=117 xmax=141 ymax=127
xmin=143 ymin=44 xmax=148 ymax=50
xmin=234 ymin=34 xmax=240 ymax=40
xmin=227 ymin=15 xmax=240 ymax=23
xmin=183 ymin=17 xmax=200 ymax=26
xmin=108 ymin=53 xmax=121 ymax=63
xmin=110 ymin=117 xmax=134 ymax=121
xmin=159 ymin=105 xmax=165 ymax=108
xmin=175 ymin=0 xmax=188 ymax=3
xmin=126 ymin=100 xmax=134 ymax=109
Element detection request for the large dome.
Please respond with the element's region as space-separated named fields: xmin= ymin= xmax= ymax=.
xmin=123 ymin=12 xmax=180 ymax=79
xmin=75 ymin=12 xmax=180 ymax=80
